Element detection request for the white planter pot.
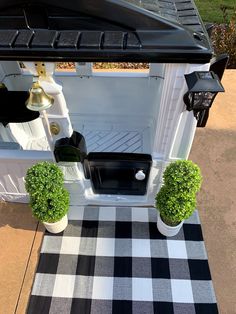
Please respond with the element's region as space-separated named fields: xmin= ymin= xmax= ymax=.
xmin=157 ymin=212 xmax=183 ymax=237
xmin=43 ymin=214 xmax=68 ymax=234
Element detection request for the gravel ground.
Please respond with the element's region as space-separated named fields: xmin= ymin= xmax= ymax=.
xmin=56 ymin=62 xmax=149 ymax=70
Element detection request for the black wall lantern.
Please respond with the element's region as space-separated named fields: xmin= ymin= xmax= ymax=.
xmin=184 ymin=71 xmax=224 ymax=119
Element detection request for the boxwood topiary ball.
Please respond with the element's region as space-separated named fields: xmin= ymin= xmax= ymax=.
xmin=155 ymin=186 xmax=196 ymax=226
xmin=29 ymin=187 xmax=70 ymax=223
xmin=163 ymin=160 xmax=202 ymax=194
xmin=25 ymin=161 xmax=64 ymax=196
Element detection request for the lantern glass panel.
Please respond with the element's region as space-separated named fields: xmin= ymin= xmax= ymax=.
xmin=202 ymin=92 xmax=215 ymax=108
xmin=193 ymin=91 xmax=215 ymax=109
xmin=193 ymin=92 xmax=203 ymax=107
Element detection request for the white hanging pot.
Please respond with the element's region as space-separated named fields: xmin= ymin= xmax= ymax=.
xmin=157 ymin=212 xmax=183 ymax=237
xmin=43 ymin=214 xmax=68 ymax=234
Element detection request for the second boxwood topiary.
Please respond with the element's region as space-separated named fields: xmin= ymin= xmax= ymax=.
xmin=156 ymin=160 xmax=202 ymax=226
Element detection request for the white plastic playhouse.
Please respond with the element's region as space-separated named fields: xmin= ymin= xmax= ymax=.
xmin=0 ymin=0 xmax=226 ymax=206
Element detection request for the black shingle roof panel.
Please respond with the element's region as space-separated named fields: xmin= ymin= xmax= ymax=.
xmin=0 ymin=0 xmax=212 ymax=63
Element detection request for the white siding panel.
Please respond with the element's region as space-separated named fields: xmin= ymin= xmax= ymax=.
xmin=0 ymin=150 xmax=52 ymax=202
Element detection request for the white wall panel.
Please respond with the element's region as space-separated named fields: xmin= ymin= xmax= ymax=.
xmin=0 ymin=150 xmax=52 ymax=203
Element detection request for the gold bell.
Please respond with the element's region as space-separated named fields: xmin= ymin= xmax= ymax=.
xmin=26 ymin=81 xmax=54 ymax=111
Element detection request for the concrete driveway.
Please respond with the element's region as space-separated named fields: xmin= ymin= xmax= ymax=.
xmin=189 ymin=69 xmax=236 ymax=313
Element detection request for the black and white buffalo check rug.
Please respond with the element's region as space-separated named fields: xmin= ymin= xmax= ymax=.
xmin=27 ymin=206 xmax=218 ymax=314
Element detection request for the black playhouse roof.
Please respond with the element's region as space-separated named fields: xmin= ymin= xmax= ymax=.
xmin=0 ymin=0 xmax=213 ymax=63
